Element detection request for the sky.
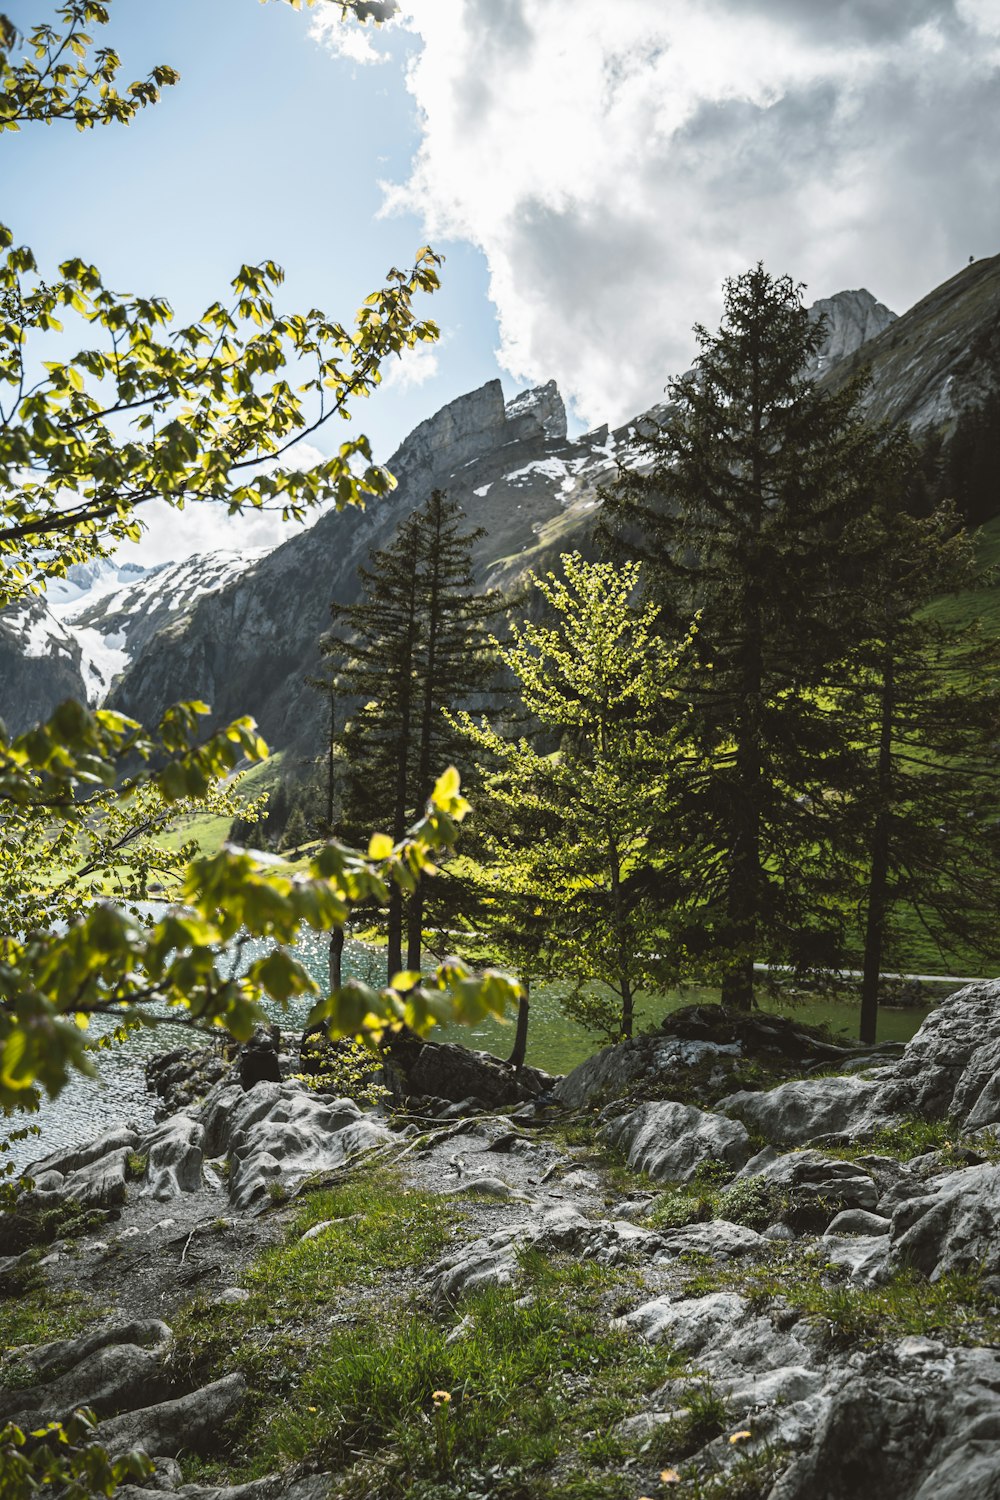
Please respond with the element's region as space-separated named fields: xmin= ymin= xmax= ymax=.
xmin=5 ymin=0 xmax=1000 ymax=566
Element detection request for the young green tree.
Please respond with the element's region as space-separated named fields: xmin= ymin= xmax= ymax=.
xmin=454 ymin=553 xmax=695 ymax=1042
xmin=601 ymin=265 xmax=902 ymax=1011
xmin=324 ymin=490 xmax=502 ymax=976
xmin=0 ymin=2 xmax=517 ymax=1117
xmin=836 ymin=498 xmax=1000 ymax=1041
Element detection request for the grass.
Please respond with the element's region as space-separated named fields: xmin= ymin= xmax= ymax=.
xmin=681 ymin=1244 xmax=1000 ymax=1352
xmin=0 ymin=1285 xmax=102 ymax=1362
xmin=169 ymin=1168 xmax=692 ymax=1497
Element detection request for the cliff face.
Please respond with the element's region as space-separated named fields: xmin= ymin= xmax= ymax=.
xmin=0 ymin=597 xmax=86 ymax=735
xmin=107 ymin=380 xmax=595 ymax=750
xmin=823 ymin=253 xmax=1000 ymax=435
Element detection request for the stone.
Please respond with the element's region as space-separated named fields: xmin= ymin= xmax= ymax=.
xmin=216 ymin=1288 xmax=250 ymax=1306
xmin=770 ymin=1345 xmax=1000 ymax=1500
xmin=555 ymin=1033 xmax=741 ymax=1110
xmin=141 ymin=1115 xmax=205 ymax=1200
xmin=736 ymin=1149 xmax=879 ymax=1226
xmin=821 ymin=1233 xmax=893 ymax=1284
xmin=98 ymin=1373 xmax=247 ymax=1459
xmin=62 ymin=1146 xmax=132 ymax=1209
xmin=199 ymin=1082 xmax=394 ymax=1211
xmin=826 ymin=1208 xmax=892 ymax=1236
xmin=3 ymin=1341 xmax=175 ymax=1428
xmin=600 ymin=1100 xmax=752 ymax=1182
xmin=238 ymin=1028 xmax=283 ymax=1091
xmin=18 ymin=1319 xmax=172 ymax=1382
xmin=385 ymin=1036 xmax=553 ymax=1110
xmin=27 ymin=1126 xmax=139 ymax=1180
xmin=718 ymin=1076 xmax=883 ymax=1147
xmin=653 ymin=1220 xmax=766 ymax=1263
xmin=889 ymin=1162 xmax=1000 ymax=1280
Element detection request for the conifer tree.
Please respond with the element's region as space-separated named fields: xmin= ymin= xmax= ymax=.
xmin=601 ymin=265 xmax=900 ymax=1011
xmin=836 ymin=497 xmax=1000 ymax=1041
xmin=323 ymin=490 xmax=501 ymax=976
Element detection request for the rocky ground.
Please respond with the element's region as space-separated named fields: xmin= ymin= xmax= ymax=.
xmin=3 ymin=985 xmax=1000 ymax=1499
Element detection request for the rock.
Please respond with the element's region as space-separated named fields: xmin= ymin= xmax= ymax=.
xmin=875 ymin=981 xmax=1000 ymax=1129
xmin=770 ymin=1345 xmax=1000 ymax=1500
xmin=821 ymin=1233 xmax=892 ymax=1284
xmin=26 ymin=1127 xmax=139 ymax=1181
xmin=600 ymin=1100 xmax=752 ymax=1182
xmin=653 ymin=1220 xmax=767 ymax=1263
xmin=718 ymin=1076 xmax=883 ymax=1147
xmin=216 ymin=1288 xmax=250 ymax=1306
xmin=141 ymin=1116 xmax=205 ymax=1199
xmin=555 ymin=1033 xmax=741 ymax=1109
xmin=199 ymin=1082 xmax=394 ymax=1211
xmin=424 ymin=1226 xmax=522 ymax=1309
xmin=385 ymin=1036 xmax=554 ymax=1110
xmin=826 ymin=1208 xmax=892 ymax=1236
xmin=3 ymin=1340 xmax=175 ymax=1428
xmin=889 ymin=1162 xmax=1000 ymax=1280
xmin=98 ymin=1373 xmax=247 ymax=1459
xmin=736 ymin=1149 xmax=879 ymax=1227
xmin=120 ymin=1475 xmax=335 ymax=1499
xmin=238 ymin=1028 xmax=283 ymax=1091
xmin=17 ymin=1319 xmax=171 ymax=1382
xmin=60 ymin=1147 xmax=131 ymax=1210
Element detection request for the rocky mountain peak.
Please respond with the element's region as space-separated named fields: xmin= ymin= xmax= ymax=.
xmin=807 ymin=288 xmax=898 ymax=376
xmin=504 ymin=380 xmax=568 ymax=442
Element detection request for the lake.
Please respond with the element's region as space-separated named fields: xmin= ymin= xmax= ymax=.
xmin=4 ymin=929 xmax=941 ymax=1172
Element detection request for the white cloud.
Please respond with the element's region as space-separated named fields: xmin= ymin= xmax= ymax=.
xmin=380 ymin=337 xmax=441 ymax=391
xmin=379 ymin=0 xmax=1000 ymax=427
xmin=125 ymin=442 xmax=331 ymax=568
xmin=309 ymin=4 xmax=394 ymax=64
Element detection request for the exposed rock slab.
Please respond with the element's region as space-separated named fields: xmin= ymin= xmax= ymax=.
xmin=889 ymin=1162 xmax=1000 ymax=1280
xmin=718 ymin=1076 xmax=883 ymax=1146
xmin=601 ymin=1100 xmax=752 ymax=1182
xmin=98 ymin=1373 xmax=247 ymax=1459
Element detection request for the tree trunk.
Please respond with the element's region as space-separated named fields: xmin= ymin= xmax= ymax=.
xmin=860 ymin=649 xmax=894 ymax=1044
xmin=507 ymin=977 xmax=530 ymax=1073
xmin=329 ymin=926 xmax=344 ymax=993
xmin=406 ymin=879 xmax=424 ymax=972
xmin=387 ymin=889 xmax=403 ymax=981
xmin=723 ymin=339 xmax=764 ymax=1014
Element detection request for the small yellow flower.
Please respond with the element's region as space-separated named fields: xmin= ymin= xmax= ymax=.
xmin=660 ymin=1471 xmax=681 ymax=1485
xmin=729 ymin=1429 xmax=752 ymax=1444
xmin=431 ymin=1390 xmax=452 ymax=1406
xmin=307 ymin=1406 xmax=317 ymax=1413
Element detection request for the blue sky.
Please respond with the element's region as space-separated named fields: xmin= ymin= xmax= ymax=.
xmin=5 ymin=1 xmax=1000 ymax=564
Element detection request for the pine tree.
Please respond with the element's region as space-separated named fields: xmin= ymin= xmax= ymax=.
xmin=837 ymin=497 xmax=1000 ymax=1041
xmin=601 ymin=265 xmax=901 ymax=1011
xmin=323 ymin=490 xmax=501 ymax=977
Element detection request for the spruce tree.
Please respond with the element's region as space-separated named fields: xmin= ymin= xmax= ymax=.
xmin=601 ymin=265 xmax=900 ymax=1011
xmin=323 ymin=490 xmax=501 ymax=977
xmin=837 ymin=497 xmax=1000 ymax=1041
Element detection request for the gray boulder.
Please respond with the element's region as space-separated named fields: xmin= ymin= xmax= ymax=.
xmin=15 ymin=1319 xmax=171 ymax=1382
xmin=27 ymin=1127 xmax=139 ymax=1180
xmin=141 ymin=1115 xmax=205 ymax=1199
xmin=889 ymin=1162 xmax=1000 ymax=1280
xmin=601 ymin=1100 xmax=752 ymax=1182
xmin=98 ymin=1373 xmax=247 ymax=1459
xmin=875 ymin=981 xmax=1000 ymax=1128
xmin=3 ymin=1341 xmax=174 ymax=1428
xmin=718 ymin=1076 xmax=882 ymax=1146
xmin=771 ymin=1343 xmax=1000 ymax=1500
xmin=556 ymin=1034 xmax=740 ymax=1110
xmin=653 ymin=1220 xmax=766 ymax=1263
xmin=736 ymin=1148 xmax=879 ymax=1225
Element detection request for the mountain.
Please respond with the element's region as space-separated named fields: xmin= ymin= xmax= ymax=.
xmin=0 ymin=553 xmax=265 ymax=735
xmin=107 ymin=380 xmax=628 ymax=751
xmin=4 ymin=256 xmax=998 ymax=749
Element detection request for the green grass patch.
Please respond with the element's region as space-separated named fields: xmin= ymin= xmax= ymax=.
xmin=0 ymin=1286 xmax=101 ymax=1361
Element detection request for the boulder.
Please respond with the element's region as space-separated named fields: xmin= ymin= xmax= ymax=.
xmin=98 ymin=1373 xmax=247 ymax=1459
xmin=652 ymin=1220 xmax=767 ymax=1263
xmin=555 ymin=1033 xmax=741 ymax=1110
xmin=62 ymin=1146 xmax=131 ymax=1209
xmin=889 ymin=1162 xmax=1000 ymax=1280
xmin=601 ymin=1100 xmax=752 ymax=1182
xmin=875 ymin=981 xmax=1000 ymax=1128
xmin=718 ymin=1075 xmax=883 ymax=1147
xmin=770 ymin=1344 xmax=1000 ymax=1500
xmin=141 ymin=1115 xmax=205 ymax=1199
xmin=16 ymin=1319 xmax=171 ymax=1382
xmin=26 ymin=1127 xmax=139 ymax=1180
xmin=385 ymin=1036 xmax=554 ymax=1109
xmin=3 ymin=1341 xmax=174 ymax=1428
xmin=736 ymin=1148 xmax=879 ymax=1226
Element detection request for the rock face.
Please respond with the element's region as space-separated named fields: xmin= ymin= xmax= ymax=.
xmin=717 ymin=1075 xmax=885 ymax=1146
xmin=601 ymin=1100 xmax=752 ymax=1182
xmin=0 ymin=596 xmax=87 ymax=734
xmin=104 ymin=378 xmax=619 ymax=753
xmin=806 ymin=288 xmax=898 ymax=377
